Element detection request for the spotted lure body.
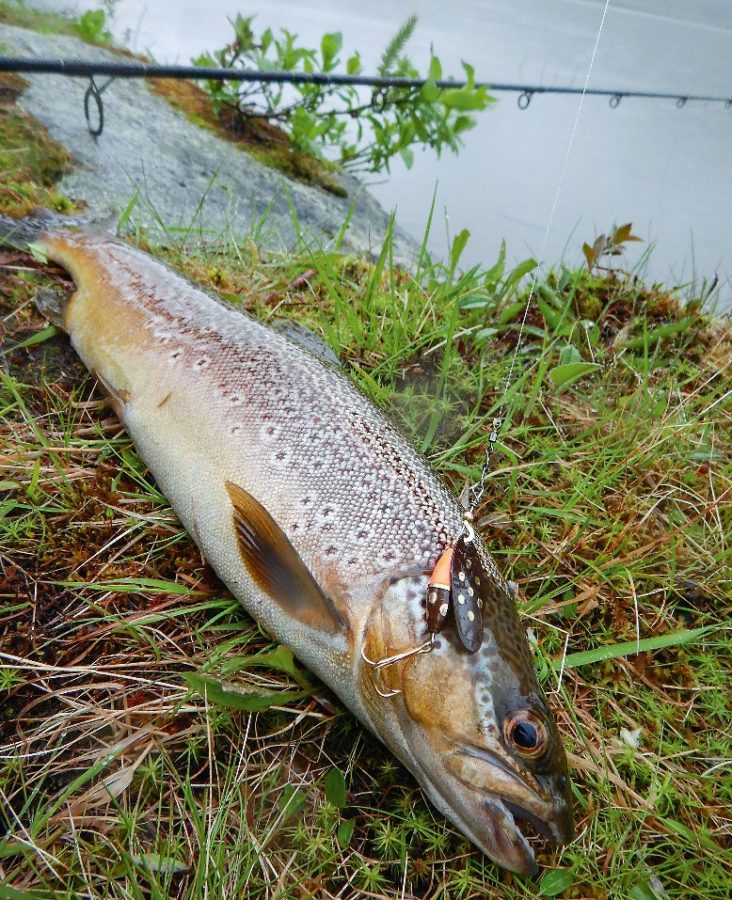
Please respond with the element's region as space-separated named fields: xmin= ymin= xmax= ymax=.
xmin=34 ymin=230 xmax=573 ymax=875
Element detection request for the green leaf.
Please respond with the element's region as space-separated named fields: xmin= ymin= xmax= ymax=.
xmin=440 ymin=88 xmax=487 ymax=110
xmin=4 ymin=325 xmax=60 ymax=354
xmin=321 ymin=32 xmax=342 ymax=69
xmin=556 ymin=625 xmax=717 ymax=670
xmin=474 ymin=327 xmax=499 ymax=341
xmin=132 ymin=854 xmax=189 ymax=874
xmin=323 ymin=767 xmax=347 ymax=808
xmin=279 ymin=784 xmax=307 ymax=819
xmin=26 ymin=242 xmax=48 ymax=264
xmin=0 ymin=886 xmax=49 ymax=899
xmin=485 ymin=241 xmax=506 ymax=285
xmin=501 ymin=257 xmax=538 ymax=296
xmin=539 ymin=868 xmax=574 ymax=897
xmin=452 ymin=113 xmax=475 ymax=134
xmin=496 ymin=301 xmax=525 ymax=326
xmin=182 ymin=673 xmax=309 ymax=711
xmin=629 ymin=882 xmax=659 ymax=900
xmin=623 ymin=318 xmax=696 ymax=350
xmin=420 ymin=81 xmax=440 ymax=102
xmin=449 ymin=228 xmax=470 ymax=272
xmin=116 ymin=190 xmax=139 ymax=233
xmin=558 ymin=344 xmax=583 ymax=365
xmin=429 ymin=55 xmax=442 ymax=81
xmin=537 ymin=297 xmax=565 ymax=331
xmin=399 ymin=146 xmax=415 ymax=168
xmin=58 ymin=576 xmax=193 ymax=594
xmin=346 ymin=52 xmax=361 ymax=75
xmin=548 ymin=362 xmax=601 ymax=390
xmin=337 ymin=818 xmax=356 ymax=848
xmin=223 ymin=645 xmax=302 ymax=680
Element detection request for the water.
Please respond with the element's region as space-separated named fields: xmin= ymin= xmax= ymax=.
xmin=33 ymin=0 xmax=732 ymax=307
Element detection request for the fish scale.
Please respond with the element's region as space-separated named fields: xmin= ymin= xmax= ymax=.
xmin=30 ymin=227 xmax=574 ymax=876
xmin=98 ymin=236 xmax=459 ymax=577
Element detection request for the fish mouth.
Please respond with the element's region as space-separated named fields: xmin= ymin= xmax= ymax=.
xmin=506 ymin=800 xmax=574 ymax=845
xmin=445 ymin=744 xmax=572 ymax=859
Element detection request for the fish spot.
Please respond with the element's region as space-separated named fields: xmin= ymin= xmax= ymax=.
xmin=194 ymin=357 xmax=210 ymax=369
xmin=467 ymin=610 xmax=475 ymax=622
xmin=230 ymin=424 xmax=242 ymax=436
xmin=457 ymin=594 xmax=465 ymax=604
xmin=458 ymin=571 xmax=466 ymax=582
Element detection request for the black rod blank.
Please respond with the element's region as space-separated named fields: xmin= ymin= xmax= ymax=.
xmin=0 ymin=55 xmax=729 ymax=106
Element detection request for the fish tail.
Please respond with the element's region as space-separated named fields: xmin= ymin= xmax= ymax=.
xmin=0 ymin=210 xmax=76 ymax=249
xmin=0 ymin=209 xmax=117 ymax=249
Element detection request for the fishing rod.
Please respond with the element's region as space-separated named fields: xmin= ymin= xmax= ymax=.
xmin=0 ymin=55 xmax=729 ymax=137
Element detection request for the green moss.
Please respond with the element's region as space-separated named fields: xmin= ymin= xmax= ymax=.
xmin=0 ymin=71 xmax=78 ymax=216
xmin=0 ymin=0 xmax=79 ymax=36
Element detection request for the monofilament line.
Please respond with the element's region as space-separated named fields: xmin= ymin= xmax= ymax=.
xmin=500 ymin=0 xmax=612 ymax=421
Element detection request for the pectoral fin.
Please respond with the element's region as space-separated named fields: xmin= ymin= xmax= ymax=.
xmin=225 ymin=481 xmax=345 ymax=635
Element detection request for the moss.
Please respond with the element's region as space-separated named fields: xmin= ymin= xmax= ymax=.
xmin=0 ymin=0 xmax=78 ymax=36
xmin=149 ymin=77 xmax=348 ymax=198
xmin=0 ymin=71 xmax=79 ymax=216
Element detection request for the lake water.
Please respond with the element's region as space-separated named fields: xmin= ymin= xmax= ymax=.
xmin=34 ymin=0 xmax=732 ymax=307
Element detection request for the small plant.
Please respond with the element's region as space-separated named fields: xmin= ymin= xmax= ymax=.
xmin=72 ymin=8 xmax=112 ymax=46
xmin=582 ymin=221 xmax=642 ymax=272
xmin=193 ymin=14 xmax=492 ymax=174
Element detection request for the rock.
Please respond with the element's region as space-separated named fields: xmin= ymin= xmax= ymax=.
xmin=0 ymin=23 xmax=418 ymax=264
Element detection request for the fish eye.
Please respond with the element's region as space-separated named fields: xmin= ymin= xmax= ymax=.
xmin=503 ymin=711 xmax=548 ymax=759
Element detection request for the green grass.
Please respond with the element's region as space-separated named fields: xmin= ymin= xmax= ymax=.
xmin=0 ymin=12 xmax=730 ymax=897
xmin=0 ymin=217 xmax=730 ymax=899
xmin=0 ymin=70 xmax=77 ymax=217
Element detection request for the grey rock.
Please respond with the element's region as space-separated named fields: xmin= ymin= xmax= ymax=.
xmin=0 ymin=24 xmax=418 ymax=264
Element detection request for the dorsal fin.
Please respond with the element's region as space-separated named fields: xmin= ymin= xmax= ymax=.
xmin=225 ymin=481 xmax=345 ymax=635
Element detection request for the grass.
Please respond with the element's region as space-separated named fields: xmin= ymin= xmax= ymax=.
xmin=0 ymin=9 xmax=730 ymax=899
xmin=0 ymin=71 xmax=77 ymax=217
xmin=0 ymin=219 xmax=729 ymax=899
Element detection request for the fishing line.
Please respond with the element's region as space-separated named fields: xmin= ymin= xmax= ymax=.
xmin=468 ymin=0 xmax=613 ymax=514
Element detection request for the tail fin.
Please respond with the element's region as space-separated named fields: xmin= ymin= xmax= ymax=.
xmin=0 ymin=210 xmax=87 ymax=249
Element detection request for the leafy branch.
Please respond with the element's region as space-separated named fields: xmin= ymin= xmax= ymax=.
xmin=193 ymin=14 xmax=493 ymax=175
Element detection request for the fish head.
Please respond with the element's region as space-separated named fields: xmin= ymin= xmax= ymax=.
xmin=360 ymin=571 xmax=574 ymax=876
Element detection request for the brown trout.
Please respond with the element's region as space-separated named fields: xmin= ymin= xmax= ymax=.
xmin=30 ymin=229 xmax=573 ymax=875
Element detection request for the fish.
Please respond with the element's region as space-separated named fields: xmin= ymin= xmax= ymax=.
xmin=22 ymin=226 xmax=573 ymax=875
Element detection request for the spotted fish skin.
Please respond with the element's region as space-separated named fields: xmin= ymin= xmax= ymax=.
xmin=37 ymin=230 xmax=573 ymax=876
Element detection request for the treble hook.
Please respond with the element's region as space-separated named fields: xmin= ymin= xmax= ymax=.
xmin=361 ymin=635 xmax=435 ymax=698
